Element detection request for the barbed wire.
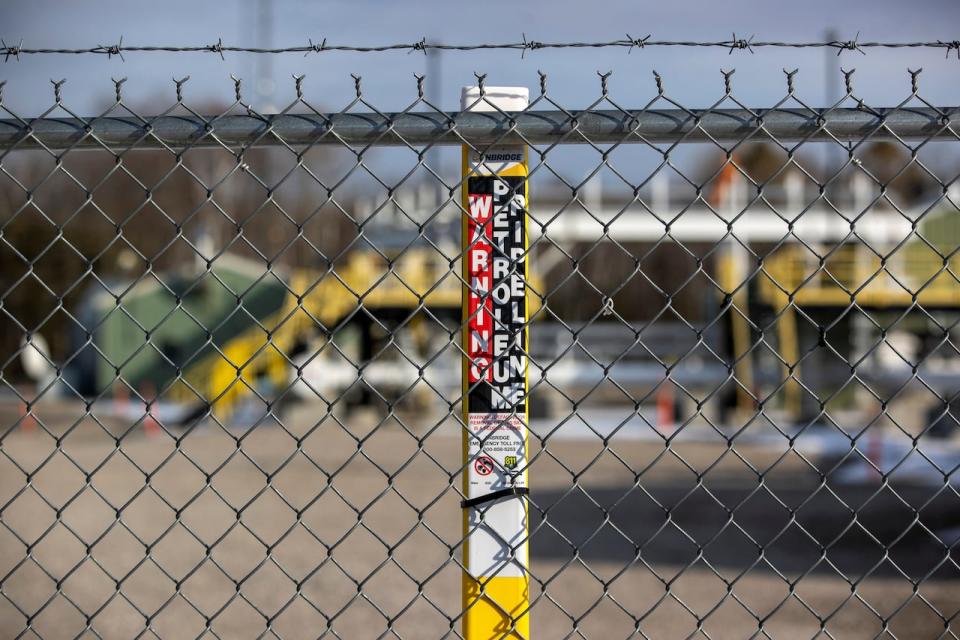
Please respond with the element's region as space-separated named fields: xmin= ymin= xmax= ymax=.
xmin=2 ymin=34 xmax=960 ymax=62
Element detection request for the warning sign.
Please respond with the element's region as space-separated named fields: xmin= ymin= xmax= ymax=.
xmin=467 ymin=413 xmax=527 ymax=493
xmin=465 ymin=174 xmax=527 ymax=414
xmin=462 ymin=142 xmax=530 ymax=581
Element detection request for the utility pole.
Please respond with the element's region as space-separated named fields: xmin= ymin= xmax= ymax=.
xmin=254 ymin=0 xmax=275 ymax=112
xmin=824 ymin=28 xmax=842 ymax=186
xmin=426 ymin=40 xmax=446 ymax=238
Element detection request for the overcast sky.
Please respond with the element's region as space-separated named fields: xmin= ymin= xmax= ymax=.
xmin=2 ymin=0 xmax=960 ymax=115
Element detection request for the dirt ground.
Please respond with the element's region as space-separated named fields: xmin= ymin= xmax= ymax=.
xmin=1 ymin=399 xmax=958 ymax=639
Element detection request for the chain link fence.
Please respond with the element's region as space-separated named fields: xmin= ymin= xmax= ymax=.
xmin=2 ymin=66 xmax=960 ymax=638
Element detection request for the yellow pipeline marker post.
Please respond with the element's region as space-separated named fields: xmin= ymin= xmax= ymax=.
xmin=461 ymin=85 xmax=531 ymax=639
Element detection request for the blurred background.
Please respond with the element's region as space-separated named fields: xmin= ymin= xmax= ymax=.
xmin=2 ymin=1 xmax=960 ymax=637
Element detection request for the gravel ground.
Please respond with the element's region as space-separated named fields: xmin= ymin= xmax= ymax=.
xmin=1 ymin=399 xmax=958 ymax=639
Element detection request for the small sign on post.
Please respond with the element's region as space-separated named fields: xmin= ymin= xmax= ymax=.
xmin=461 ymin=85 xmax=531 ymax=639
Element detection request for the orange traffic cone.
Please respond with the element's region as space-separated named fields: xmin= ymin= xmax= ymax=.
xmin=114 ymin=383 xmax=129 ymax=411
xmin=657 ymin=383 xmax=675 ymax=434
xmin=142 ymin=382 xmax=160 ymax=437
xmin=18 ymin=400 xmax=36 ymax=432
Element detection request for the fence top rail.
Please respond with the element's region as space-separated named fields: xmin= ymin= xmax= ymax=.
xmin=0 ymin=107 xmax=956 ymax=151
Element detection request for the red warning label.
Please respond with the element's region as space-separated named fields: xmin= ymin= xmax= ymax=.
xmin=465 ymin=175 xmax=527 ymax=413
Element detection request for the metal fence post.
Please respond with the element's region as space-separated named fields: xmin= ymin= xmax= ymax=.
xmin=461 ymin=85 xmax=531 ymax=639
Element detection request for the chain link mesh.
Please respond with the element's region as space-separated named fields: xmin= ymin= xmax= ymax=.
xmin=1 ymin=68 xmax=960 ymax=638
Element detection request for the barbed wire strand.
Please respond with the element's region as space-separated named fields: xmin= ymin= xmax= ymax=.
xmin=1 ymin=35 xmax=960 ymax=60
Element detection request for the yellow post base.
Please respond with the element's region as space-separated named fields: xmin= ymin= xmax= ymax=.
xmin=463 ymin=575 xmax=530 ymax=639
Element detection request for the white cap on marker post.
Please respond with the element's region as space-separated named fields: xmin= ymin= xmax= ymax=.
xmin=460 ymin=86 xmax=529 ymax=112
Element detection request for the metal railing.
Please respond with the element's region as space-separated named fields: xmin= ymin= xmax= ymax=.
xmin=1 ymin=106 xmax=956 ymax=149
xmin=2 ymin=68 xmax=960 ymax=639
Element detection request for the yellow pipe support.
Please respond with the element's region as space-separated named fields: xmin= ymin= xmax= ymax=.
xmin=774 ymin=293 xmax=802 ymax=418
xmin=718 ymin=248 xmax=755 ymax=416
xmin=755 ymin=242 xmax=960 ymax=420
xmin=759 ymin=244 xmax=960 ymax=309
xmin=170 ymin=247 xmax=468 ymax=420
